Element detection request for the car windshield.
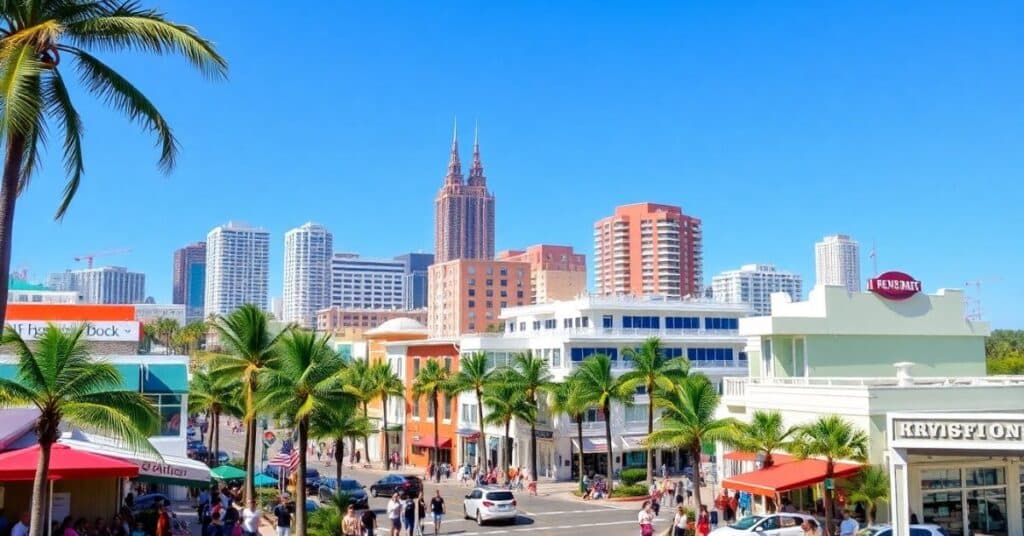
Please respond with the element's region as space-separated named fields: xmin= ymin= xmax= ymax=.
xmin=729 ymin=516 xmax=763 ymax=530
xmin=485 ymin=491 xmax=514 ymax=501
xmin=340 ymin=480 xmax=361 ymax=490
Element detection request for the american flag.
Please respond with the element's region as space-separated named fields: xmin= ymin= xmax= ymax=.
xmin=268 ymin=450 xmax=299 ymax=472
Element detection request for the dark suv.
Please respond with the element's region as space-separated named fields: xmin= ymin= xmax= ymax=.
xmin=368 ymin=475 xmax=423 ymax=497
xmin=317 ymin=478 xmax=369 ymax=509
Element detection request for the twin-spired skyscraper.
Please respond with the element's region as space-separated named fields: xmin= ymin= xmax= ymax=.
xmin=434 ymin=122 xmax=495 ymax=263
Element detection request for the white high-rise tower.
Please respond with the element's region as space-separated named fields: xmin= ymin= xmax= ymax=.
xmin=204 ymin=221 xmax=270 ymax=318
xmin=814 ymin=234 xmax=861 ymax=292
xmin=283 ymin=222 xmax=333 ymax=328
xmin=711 ymin=264 xmax=802 ymax=315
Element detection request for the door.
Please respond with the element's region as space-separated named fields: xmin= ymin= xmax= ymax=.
xmin=755 ymin=516 xmax=781 ymax=534
xmin=466 ymin=489 xmax=482 ymax=517
xmin=778 ymin=516 xmax=805 ymax=535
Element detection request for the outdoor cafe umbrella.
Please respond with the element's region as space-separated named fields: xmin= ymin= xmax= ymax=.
xmin=210 ymin=465 xmax=246 ymax=481
xmin=254 ymin=473 xmax=278 ymax=487
xmin=0 ymin=444 xmax=139 ymax=480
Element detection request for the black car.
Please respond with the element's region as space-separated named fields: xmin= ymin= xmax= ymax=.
xmin=368 ymin=475 xmax=423 ymax=498
xmin=317 ymin=478 xmax=369 ymax=509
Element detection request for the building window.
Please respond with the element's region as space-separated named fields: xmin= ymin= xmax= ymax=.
xmin=517 ymin=291 xmax=524 ymax=298
xmin=625 ymin=404 xmax=648 ymax=423
xmin=500 ymin=279 xmax=507 ymax=287
xmin=413 ymin=358 xmax=420 ymax=376
xmin=444 ymin=357 xmax=451 ymax=371
xmin=544 ymin=319 xmax=557 ymax=329
xmin=443 ymin=394 xmax=452 ymax=420
xmin=413 ymin=396 xmax=420 ymax=418
xmin=519 ymin=322 xmax=526 ymax=331
xmin=468 ymin=289 xmax=475 ymax=297
xmin=582 ymin=317 xmax=589 ymax=327
xmin=468 ymin=300 xmax=475 ymax=308
xmin=428 ymin=396 xmax=435 ymax=419
xmin=486 ymin=279 xmax=493 ymax=286
xmin=551 ymin=348 xmax=561 ymax=367
xmin=144 ymin=394 xmax=182 ymax=436
xmin=602 ymin=315 xmax=613 ymax=328
xmin=532 ymin=321 xmax=541 ymax=330
xmin=500 ymin=267 xmax=508 ymax=276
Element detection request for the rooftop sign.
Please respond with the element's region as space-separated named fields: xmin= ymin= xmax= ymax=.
xmin=6 ymin=321 xmax=141 ymax=342
xmin=868 ymin=271 xmax=921 ymax=300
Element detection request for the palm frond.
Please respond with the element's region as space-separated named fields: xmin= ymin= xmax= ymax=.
xmin=0 ymin=19 xmax=64 ymax=59
xmin=61 ymin=391 xmax=160 ymax=455
xmin=0 ymin=377 xmax=40 ymax=406
xmin=0 ymin=44 xmax=44 ymax=141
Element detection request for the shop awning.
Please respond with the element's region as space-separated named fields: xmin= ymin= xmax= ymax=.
xmin=412 ymin=435 xmax=452 ymax=449
xmin=141 ymin=364 xmax=188 ymax=393
xmin=619 ymin=435 xmax=647 ymax=450
xmin=0 ymin=444 xmax=139 ymax=481
xmin=60 ymin=438 xmax=211 ymax=486
xmin=722 ymin=458 xmax=862 ymax=497
xmin=211 ymin=465 xmax=246 ymax=481
xmin=456 ymin=428 xmax=480 ymax=440
xmin=723 ymin=451 xmax=795 ymax=463
xmin=571 ymin=437 xmax=609 ymax=454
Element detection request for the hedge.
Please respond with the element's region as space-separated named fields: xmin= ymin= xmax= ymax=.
xmin=620 ymin=468 xmax=648 ymax=486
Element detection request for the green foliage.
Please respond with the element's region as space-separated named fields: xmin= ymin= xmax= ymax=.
xmin=986 ymin=330 xmax=1024 ymax=374
xmin=729 ymin=410 xmax=798 ymax=468
xmin=848 ymin=465 xmax=890 ymax=526
xmin=256 ymin=488 xmax=280 ymax=510
xmin=620 ymin=468 xmax=648 ymax=486
xmin=307 ymin=505 xmax=342 ymax=536
xmin=610 ymin=484 xmax=649 ymax=497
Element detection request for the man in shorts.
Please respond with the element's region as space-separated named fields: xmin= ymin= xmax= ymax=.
xmin=386 ymin=493 xmax=402 ymax=536
xmin=429 ymin=490 xmax=446 ymax=535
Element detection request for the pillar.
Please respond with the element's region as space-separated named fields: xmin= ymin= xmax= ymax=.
xmin=887 ymin=447 xmax=910 ymax=536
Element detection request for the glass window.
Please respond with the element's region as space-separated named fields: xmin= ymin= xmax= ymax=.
xmin=427 ymin=396 xmax=435 ymax=419
xmin=922 ymin=491 xmax=963 ymax=536
xmin=413 ymin=396 xmax=420 ymax=417
xmin=602 ymin=315 xmax=613 ymax=328
xmin=921 ymin=468 xmax=962 ymax=490
xmin=966 ymin=488 xmax=1007 ymax=536
xmin=625 ymin=404 xmax=647 ymax=423
xmin=443 ymin=394 xmax=452 ymax=420
xmin=965 ymin=467 xmax=1005 ymax=487
xmin=552 ymin=349 xmax=561 ymax=367
xmin=145 ymin=394 xmax=181 ymax=436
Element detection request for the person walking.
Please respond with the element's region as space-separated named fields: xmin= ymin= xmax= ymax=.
xmin=386 ymin=494 xmax=403 ymax=536
xmin=205 ymin=512 xmax=223 ymax=536
xmin=222 ymin=499 xmax=239 ymax=536
xmin=429 ymin=490 xmax=445 ymax=535
xmin=672 ymin=504 xmax=689 ymax=536
xmin=839 ymin=510 xmax=859 ymax=536
xmin=341 ymin=505 xmax=362 ymax=536
xmin=155 ymin=504 xmax=172 ymax=536
xmin=359 ymin=508 xmax=376 ymax=536
xmin=637 ymin=501 xmax=655 ymax=536
xmin=272 ymin=497 xmax=292 ymax=536
xmin=802 ymin=519 xmax=821 ymax=536
xmin=697 ymin=506 xmax=711 ymax=536
xmin=11 ymin=512 xmax=29 ymax=536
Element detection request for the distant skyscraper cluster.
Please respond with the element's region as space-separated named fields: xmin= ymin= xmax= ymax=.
xmin=172 ymin=242 xmax=206 ymax=322
xmin=434 ymin=123 xmax=495 ymax=263
xmin=204 ymin=221 xmax=270 ymax=318
xmin=46 ymin=266 xmax=145 ymax=304
xmin=711 ymin=264 xmax=802 ymax=315
xmin=815 ymin=234 xmax=861 ymax=292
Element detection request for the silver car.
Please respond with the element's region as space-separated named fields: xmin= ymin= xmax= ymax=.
xmin=463 ymin=487 xmax=517 ymax=525
xmin=710 ymin=513 xmax=819 ymax=535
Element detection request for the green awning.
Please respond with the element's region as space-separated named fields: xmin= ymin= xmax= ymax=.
xmin=114 ymin=364 xmax=141 ymax=391
xmin=210 ymin=465 xmax=246 ymax=480
xmin=0 ymin=364 xmax=16 ymax=381
xmin=142 ymin=364 xmax=188 ymax=393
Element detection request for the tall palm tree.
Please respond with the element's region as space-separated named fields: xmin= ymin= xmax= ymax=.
xmin=570 ymin=353 xmax=631 ymax=492
xmin=0 ymin=1 xmax=227 ymax=329
xmin=646 ymin=374 xmax=738 ymax=516
xmin=791 ymin=415 xmax=869 ymax=536
xmin=0 ymin=325 xmax=159 ymax=536
xmin=730 ymin=409 xmax=799 ymax=469
xmin=547 ymin=380 xmax=587 ymax=487
xmin=482 ymin=383 xmax=534 ymax=478
xmin=151 ymin=318 xmax=180 ymax=354
xmin=340 ymin=358 xmax=375 ymax=464
xmin=188 ymin=369 xmax=242 ymax=466
xmin=258 ymin=331 xmax=351 ymax=536
xmin=619 ymin=337 xmax=688 ymax=484
xmin=210 ymin=305 xmax=289 ymax=507
xmin=505 ymin=351 xmax=552 ymax=481
xmin=367 ymin=361 xmax=404 ymax=468
xmin=411 ymin=359 xmax=454 ymax=475
xmin=848 ymin=465 xmax=889 ymax=527
xmin=311 ymin=401 xmax=372 ymax=485
xmin=448 ymin=352 xmax=493 ymax=471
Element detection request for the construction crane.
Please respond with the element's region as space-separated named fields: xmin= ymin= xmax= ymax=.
xmin=74 ymin=248 xmax=132 ymax=269
xmin=964 ymin=277 xmax=1002 ymax=321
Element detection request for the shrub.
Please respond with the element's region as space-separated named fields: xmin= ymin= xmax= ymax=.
xmin=610 ymin=484 xmax=649 ymax=498
xmin=620 ymin=468 xmax=648 ymax=486
xmin=257 ymin=488 xmax=281 ymax=510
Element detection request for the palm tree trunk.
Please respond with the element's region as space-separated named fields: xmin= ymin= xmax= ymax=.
xmin=823 ymin=461 xmax=835 ymax=536
xmin=476 ymin=387 xmax=487 ymax=471
xmin=0 ymin=135 xmax=26 ymax=330
xmin=690 ymin=445 xmax=703 ymax=516
xmin=214 ymin=412 xmax=221 ymax=467
xmin=28 ymin=439 xmax=51 ymax=536
xmin=334 ymin=438 xmax=343 ymax=483
xmin=502 ymin=419 xmax=510 ymax=477
xmin=576 ymin=414 xmax=584 ymax=486
xmin=529 ymin=418 xmax=538 ymax=482
xmin=382 ymin=397 xmax=390 ymax=470
xmin=244 ymin=415 xmax=256 ymax=508
xmin=432 ymin=392 xmax=440 ymax=479
xmin=604 ymin=401 xmax=614 ymax=493
xmin=646 ymin=381 xmax=654 ymax=485
xmin=206 ymin=411 xmax=215 ymax=464
xmin=295 ymin=419 xmax=309 ymax=536
xmin=361 ymin=401 xmax=371 ymax=465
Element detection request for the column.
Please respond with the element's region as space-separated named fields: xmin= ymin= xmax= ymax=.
xmin=887 ymin=448 xmax=911 ymax=536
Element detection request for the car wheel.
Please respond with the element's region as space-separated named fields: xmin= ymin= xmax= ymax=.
xmin=476 ymin=510 xmax=484 ymax=526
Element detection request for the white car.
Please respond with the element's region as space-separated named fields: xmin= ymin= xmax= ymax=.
xmin=858 ymin=524 xmax=949 ymax=536
xmin=711 ymin=513 xmax=818 ymax=535
xmin=463 ymin=487 xmax=517 ymax=525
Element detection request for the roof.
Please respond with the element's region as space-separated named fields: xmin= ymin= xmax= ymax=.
xmin=8 ymin=280 xmax=50 ymax=291
xmin=0 ymin=408 xmax=39 ymax=451
xmin=365 ymin=317 xmax=428 ymax=335
xmin=722 ymin=457 xmax=862 ymax=497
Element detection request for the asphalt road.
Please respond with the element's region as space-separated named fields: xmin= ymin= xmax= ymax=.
xmin=208 ymin=422 xmax=675 ymax=536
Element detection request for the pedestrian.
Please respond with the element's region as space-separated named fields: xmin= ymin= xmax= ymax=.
xmin=802 ymin=519 xmax=821 ymax=536
xmin=155 ymin=504 xmax=172 ymax=536
xmin=661 ymin=463 xmax=668 ymax=480
xmin=715 ymin=489 xmax=730 ymax=522
xmin=341 ymin=506 xmax=361 ymax=536
xmin=205 ymin=512 xmax=223 ymax=536
xmin=94 ymin=517 xmax=111 ymax=536
xmin=359 ymin=508 xmax=375 ymax=536
xmin=527 ymin=478 xmax=537 ymax=496
xmin=222 ymin=498 xmax=239 ymax=536
xmin=697 ymin=506 xmax=711 ymax=536
xmin=241 ymin=501 xmax=261 ymax=536
xmin=637 ymin=501 xmax=655 ymax=536
xmin=386 ymin=493 xmax=403 ymax=536
xmin=356 ymin=450 xmax=361 ymax=465
xmin=402 ymin=495 xmax=417 ymax=536
xmin=839 ymin=510 xmax=859 ymax=536
xmin=429 ymin=490 xmax=445 ymax=535
xmin=416 ymin=495 xmax=426 ymax=536
xmin=272 ymin=496 xmax=292 ymax=536
xmin=11 ymin=512 xmax=29 ymax=536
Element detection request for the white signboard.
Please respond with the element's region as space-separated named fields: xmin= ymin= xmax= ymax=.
xmin=139 ymin=460 xmax=210 ymax=484
xmin=51 ymin=492 xmax=70 ymax=523
xmin=889 ymin=412 xmax=1024 ymax=451
xmin=6 ymin=321 xmax=141 ymax=342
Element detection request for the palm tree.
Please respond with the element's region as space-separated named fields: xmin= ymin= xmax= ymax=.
xmin=151 ymin=318 xmax=180 ymax=354
xmin=340 ymin=358 xmax=375 ymax=464
xmin=188 ymin=369 xmax=242 ymax=466
xmin=482 ymin=383 xmax=534 ymax=478
xmin=547 ymin=380 xmax=587 ymax=487
xmin=311 ymin=401 xmax=373 ymax=485
xmin=848 ymin=465 xmax=889 ymax=527
xmin=367 ymin=361 xmax=404 ymax=468
xmin=505 ymin=351 xmax=552 ymax=482
xmin=258 ymin=330 xmax=350 ymax=536
xmin=791 ymin=415 xmax=869 ymax=536
xmin=210 ymin=305 xmax=289 ymax=507
xmin=619 ymin=337 xmax=688 ymax=484
xmin=570 ymin=353 xmax=632 ymax=492
xmin=448 ymin=352 xmax=493 ymax=471
xmin=0 ymin=325 xmax=159 ymax=536
xmin=730 ymin=409 xmax=799 ymax=469
xmin=0 ymin=1 xmax=227 ymax=329
xmin=646 ymin=374 xmax=738 ymax=516
xmin=411 ymin=359 xmax=455 ymax=476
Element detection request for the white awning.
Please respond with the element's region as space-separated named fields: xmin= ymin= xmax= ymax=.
xmin=570 ymin=437 xmax=609 ymax=454
xmin=59 ymin=438 xmax=210 ymax=486
xmin=619 ymin=435 xmax=647 ymax=450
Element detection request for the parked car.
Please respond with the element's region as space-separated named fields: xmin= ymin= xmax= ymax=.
xmin=186 ymin=441 xmax=207 ymax=459
xmin=132 ymin=493 xmax=171 ymax=514
xmin=710 ymin=513 xmax=818 ymax=535
xmin=368 ymin=475 xmax=423 ymax=498
xmin=187 ymin=426 xmax=200 ymax=442
xmin=463 ymin=487 xmax=517 ymax=525
xmin=858 ymin=524 xmax=949 ymax=536
xmin=215 ymin=450 xmax=230 ymax=465
xmin=317 ymin=478 xmax=369 ymax=509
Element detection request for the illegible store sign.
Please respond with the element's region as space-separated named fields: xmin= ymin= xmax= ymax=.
xmin=868 ymin=271 xmax=921 ymax=300
xmin=5 ymin=321 xmax=141 ymax=342
xmin=889 ymin=413 xmax=1024 ymax=452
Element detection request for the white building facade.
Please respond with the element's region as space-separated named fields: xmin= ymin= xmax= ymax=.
xmin=330 ymin=254 xmax=406 ymax=310
xmin=814 ymin=234 xmax=861 ymax=292
xmin=711 ymin=264 xmax=802 ymax=315
xmin=204 ymin=221 xmax=270 ymax=317
xmin=44 ymin=267 xmax=146 ymax=304
xmin=457 ymin=295 xmax=751 ymax=480
xmin=283 ymin=222 xmax=333 ymax=328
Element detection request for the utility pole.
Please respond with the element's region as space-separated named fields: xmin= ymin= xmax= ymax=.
xmin=869 ymin=241 xmax=878 ymax=276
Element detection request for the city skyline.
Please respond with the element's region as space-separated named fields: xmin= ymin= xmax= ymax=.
xmin=5 ymin=2 xmax=1021 ymax=327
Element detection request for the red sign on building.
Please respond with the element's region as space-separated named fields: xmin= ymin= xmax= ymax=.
xmin=868 ymin=271 xmax=922 ymax=300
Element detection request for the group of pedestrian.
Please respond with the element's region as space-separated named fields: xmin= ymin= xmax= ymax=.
xmin=424 ymin=463 xmax=450 ymax=482
xmin=384 ymin=490 xmax=445 ymax=536
xmin=340 ymin=504 xmax=377 ymax=536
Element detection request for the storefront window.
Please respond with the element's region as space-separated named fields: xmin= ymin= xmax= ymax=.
xmin=965 ymin=467 xmax=1005 ymax=487
xmin=919 ymin=467 xmax=1009 ymax=536
xmin=966 ymin=488 xmax=1007 ymax=536
xmin=921 ymin=468 xmax=962 ymax=489
xmin=922 ymin=490 xmax=963 ymax=536
xmin=145 ymin=394 xmax=181 ymax=436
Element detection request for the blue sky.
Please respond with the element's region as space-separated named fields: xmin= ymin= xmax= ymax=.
xmin=11 ymin=1 xmax=1023 ymax=327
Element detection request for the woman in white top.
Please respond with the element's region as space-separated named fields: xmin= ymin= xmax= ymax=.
xmin=672 ymin=504 xmax=689 ymax=536
xmin=637 ymin=501 xmax=655 ymax=536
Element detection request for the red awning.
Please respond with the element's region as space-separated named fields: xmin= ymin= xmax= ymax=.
xmin=0 ymin=444 xmax=139 ymax=481
xmin=723 ymin=451 xmax=795 ymax=463
xmin=412 ymin=436 xmax=452 ymax=449
xmin=722 ymin=458 xmax=861 ymax=497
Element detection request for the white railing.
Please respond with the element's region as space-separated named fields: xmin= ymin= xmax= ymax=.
xmin=730 ymin=375 xmax=1024 ymax=390
xmin=723 ymin=377 xmax=747 ymax=398
xmin=494 ymin=326 xmax=740 ymax=338
xmin=582 ymin=421 xmax=606 ymax=432
xmin=569 ymin=358 xmax=747 ymax=371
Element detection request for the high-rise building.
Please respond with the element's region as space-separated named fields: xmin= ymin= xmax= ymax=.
xmin=496 ymin=245 xmax=586 ymax=303
xmin=711 ymin=264 xmax=803 ymax=315
xmin=316 ymin=307 xmax=429 ymax=334
xmin=204 ymin=221 xmax=270 ymax=317
xmin=434 ymin=123 xmax=495 ymax=263
xmin=45 ymin=267 xmax=145 ymax=304
xmin=814 ymin=234 xmax=861 ymax=292
xmin=593 ymin=203 xmax=703 ymax=298
xmin=172 ymin=242 xmax=206 ymax=322
xmin=395 ymin=252 xmax=434 ymax=309
xmin=427 ymin=258 xmax=531 ymax=338
xmin=283 ymin=223 xmax=333 ymax=328
xmin=330 ymin=254 xmax=406 ymax=310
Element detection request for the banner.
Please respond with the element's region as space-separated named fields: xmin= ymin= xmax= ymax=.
xmin=5 ymin=321 xmax=141 ymax=342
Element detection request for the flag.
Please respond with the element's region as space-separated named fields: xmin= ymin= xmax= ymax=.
xmin=287 ymin=449 xmax=299 ymax=472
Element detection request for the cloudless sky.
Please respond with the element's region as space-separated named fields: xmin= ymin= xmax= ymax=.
xmin=10 ymin=1 xmax=1023 ymax=327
